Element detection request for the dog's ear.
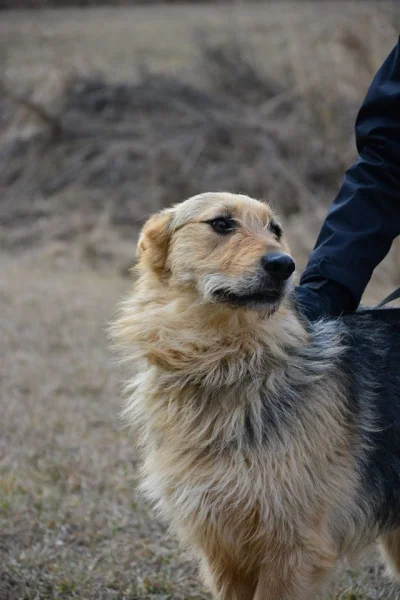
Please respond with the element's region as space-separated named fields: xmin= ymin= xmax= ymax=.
xmin=137 ymin=210 xmax=173 ymax=275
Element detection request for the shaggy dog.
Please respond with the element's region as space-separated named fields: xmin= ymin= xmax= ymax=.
xmin=112 ymin=192 xmax=400 ymax=599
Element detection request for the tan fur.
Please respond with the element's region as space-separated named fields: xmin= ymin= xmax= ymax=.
xmin=112 ymin=193 xmax=381 ymax=599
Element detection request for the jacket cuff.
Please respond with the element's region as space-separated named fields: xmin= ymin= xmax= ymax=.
xmin=295 ymin=280 xmax=356 ymax=321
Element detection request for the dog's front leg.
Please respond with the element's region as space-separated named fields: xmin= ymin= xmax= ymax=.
xmin=252 ymin=551 xmax=335 ymax=600
xmin=200 ymin=557 xmax=257 ymax=600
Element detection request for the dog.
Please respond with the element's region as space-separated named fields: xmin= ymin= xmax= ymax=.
xmin=112 ymin=192 xmax=400 ymax=599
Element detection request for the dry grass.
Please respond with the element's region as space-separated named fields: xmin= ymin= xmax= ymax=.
xmin=0 ymin=256 xmax=207 ymax=600
xmin=2 ymin=3 xmax=400 ymax=598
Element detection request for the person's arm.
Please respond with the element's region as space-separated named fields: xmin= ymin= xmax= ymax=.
xmin=297 ymin=37 xmax=400 ymax=320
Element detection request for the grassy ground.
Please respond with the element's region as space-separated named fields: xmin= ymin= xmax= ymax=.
xmin=0 ymin=256 xmax=204 ymax=600
xmin=2 ymin=3 xmax=400 ymax=599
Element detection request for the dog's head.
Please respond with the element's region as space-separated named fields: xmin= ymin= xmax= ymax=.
xmin=137 ymin=192 xmax=295 ymax=312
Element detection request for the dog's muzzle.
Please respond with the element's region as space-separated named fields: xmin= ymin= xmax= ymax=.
xmin=212 ymin=252 xmax=295 ymax=308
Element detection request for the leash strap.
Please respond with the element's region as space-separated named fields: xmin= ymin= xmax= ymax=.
xmin=376 ymin=286 xmax=400 ymax=308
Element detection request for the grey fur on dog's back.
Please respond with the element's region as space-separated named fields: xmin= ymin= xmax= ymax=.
xmin=340 ymin=310 xmax=400 ymax=532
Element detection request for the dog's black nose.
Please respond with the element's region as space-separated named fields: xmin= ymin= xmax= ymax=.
xmin=261 ymin=252 xmax=295 ymax=280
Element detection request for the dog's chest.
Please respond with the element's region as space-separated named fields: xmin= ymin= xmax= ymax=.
xmin=138 ymin=373 xmax=329 ymax=546
xmin=142 ymin=427 xmax=293 ymax=537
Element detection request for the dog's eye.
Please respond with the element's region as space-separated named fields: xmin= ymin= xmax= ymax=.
xmin=208 ymin=217 xmax=236 ymax=234
xmin=268 ymin=220 xmax=283 ymax=239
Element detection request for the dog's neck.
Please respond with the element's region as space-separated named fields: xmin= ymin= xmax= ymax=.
xmin=114 ymin=273 xmax=309 ymax=387
xmin=114 ymin=274 xmax=346 ymax=457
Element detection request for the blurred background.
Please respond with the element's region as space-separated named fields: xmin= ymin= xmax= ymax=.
xmin=1 ymin=1 xmax=400 ymax=599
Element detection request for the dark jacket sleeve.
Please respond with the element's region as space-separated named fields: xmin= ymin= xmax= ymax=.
xmin=297 ymin=38 xmax=400 ymax=320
